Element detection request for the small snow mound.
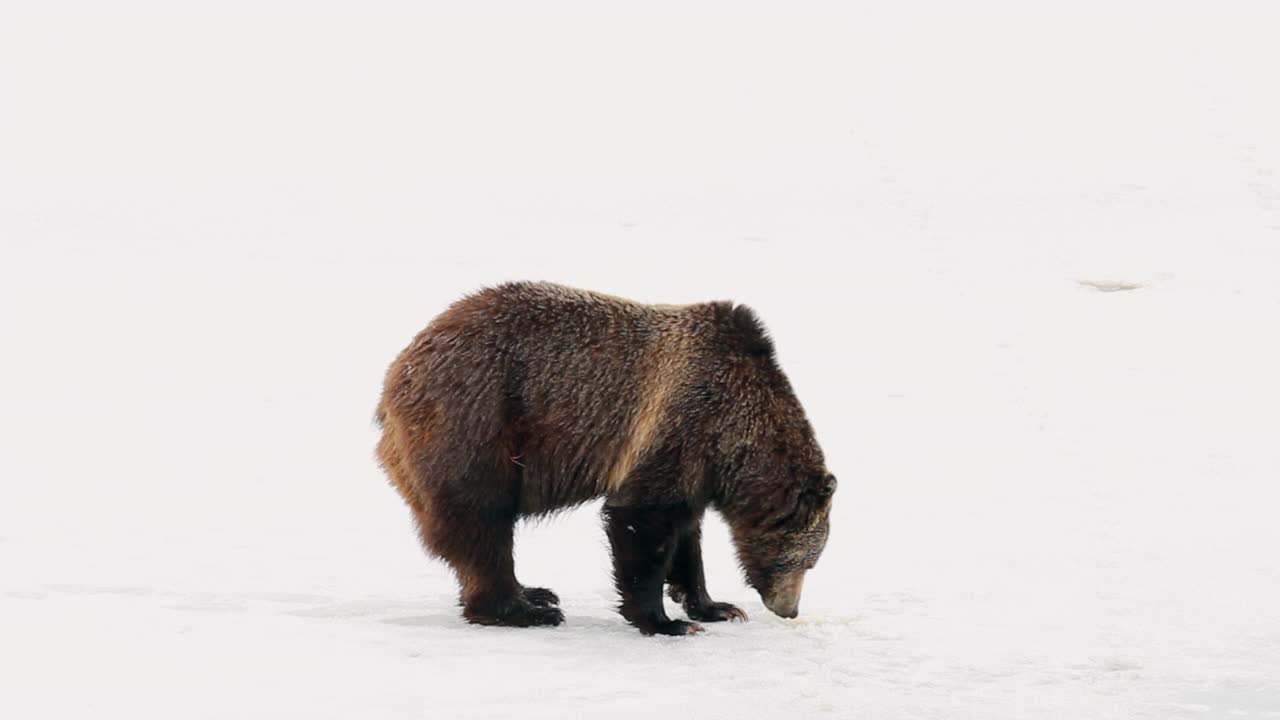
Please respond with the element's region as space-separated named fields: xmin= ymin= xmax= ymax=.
xmin=1077 ymin=278 xmax=1145 ymax=292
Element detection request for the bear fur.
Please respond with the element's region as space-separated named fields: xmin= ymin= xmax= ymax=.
xmin=375 ymin=281 xmax=835 ymax=635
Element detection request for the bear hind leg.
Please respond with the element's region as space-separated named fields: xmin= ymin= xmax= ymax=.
xmin=455 ymin=521 xmax=564 ymax=627
xmin=426 ymin=499 xmax=562 ymax=628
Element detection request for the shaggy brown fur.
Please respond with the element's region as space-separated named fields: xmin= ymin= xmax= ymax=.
xmin=375 ymin=281 xmax=835 ymax=635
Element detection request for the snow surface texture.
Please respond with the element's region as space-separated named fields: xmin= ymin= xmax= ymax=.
xmin=3 ymin=2 xmax=1279 ymax=718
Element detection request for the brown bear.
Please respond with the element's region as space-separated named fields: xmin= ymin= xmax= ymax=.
xmin=375 ymin=281 xmax=835 ymax=635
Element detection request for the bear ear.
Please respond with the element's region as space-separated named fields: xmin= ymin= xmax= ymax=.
xmin=719 ymin=303 xmax=776 ymax=359
xmin=817 ymin=473 xmax=837 ymax=498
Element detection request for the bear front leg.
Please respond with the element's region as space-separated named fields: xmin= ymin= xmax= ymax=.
xmin=603 ymin=505 xmax=704 ymax=636
xmin=666 ymin=515 xmax=748 ymax=623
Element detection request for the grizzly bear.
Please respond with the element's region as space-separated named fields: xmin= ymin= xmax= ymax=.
xmin=375 ymin=282 xmax=835 ymax=635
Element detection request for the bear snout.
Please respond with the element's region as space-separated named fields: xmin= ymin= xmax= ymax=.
xmin=762 ymin=571 xmax=805 ymax=619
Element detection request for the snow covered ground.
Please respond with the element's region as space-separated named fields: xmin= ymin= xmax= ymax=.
xmin=3 ymin=2 xmax=1279 ymax=718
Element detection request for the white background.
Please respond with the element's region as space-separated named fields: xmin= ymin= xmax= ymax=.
xmin=2 ymin=1 xmax=1278 ymax=718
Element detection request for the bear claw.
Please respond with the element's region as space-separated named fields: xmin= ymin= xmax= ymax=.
xmin=687 ymin=601 xmax=748 ymax=623
xmin=525 ymin=605 xmax=565 ymax=627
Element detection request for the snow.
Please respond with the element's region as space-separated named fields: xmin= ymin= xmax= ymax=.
xmin=3 ymin=1 xmax=1279 ymax=718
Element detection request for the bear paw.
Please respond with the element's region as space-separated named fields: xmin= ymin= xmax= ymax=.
xmin=464 ymin=598 xmax=565 ymax=628
xmin=686 ymin=601 xmax=748 ymax=623
xmin=520 ymin=586 xmax=560 ymax=607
